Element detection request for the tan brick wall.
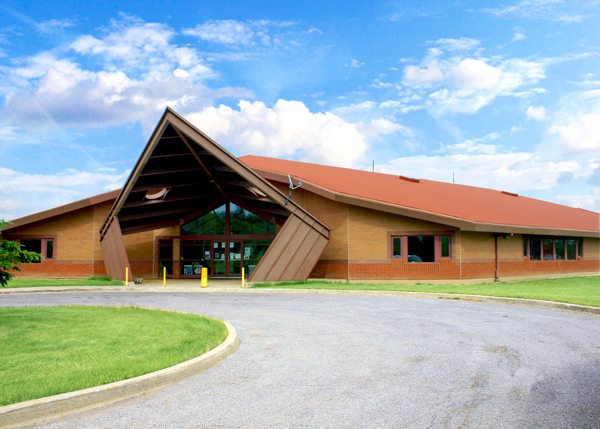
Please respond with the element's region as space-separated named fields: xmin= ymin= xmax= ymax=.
xmin=154 ymin=226 xmax=180 ymax=237
xmin=348 ymin=205 xmax=452 ymax=260
xmin=460 ymin=231 xmax=496 ymax=260
xmin=123 ymin=230 xmax=154 ymax=261
xmin=584 ymin=237 xmax=600 ymax=259
xmin=7 ymin=206 xmax=96 ymax=262
xmin=271 ymin=182 xmax=307 ymax=208
xmin=304 ymin=192 xmax=348 ymax=260
xmin=497 ymin=235 xmax=523 ymax=259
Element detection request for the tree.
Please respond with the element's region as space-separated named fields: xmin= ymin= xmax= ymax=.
xmin=0 ymin=219 xmax=42 ymax=287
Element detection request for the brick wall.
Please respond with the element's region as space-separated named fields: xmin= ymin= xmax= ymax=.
xmin=6 ymin=199 xmax=157 ymax=279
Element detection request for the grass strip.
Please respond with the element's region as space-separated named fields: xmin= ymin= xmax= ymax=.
xmin=251 ymin=276 xmax=600 ymax=307
xmin=4 ymin=276 xmax=123 ymax=288
xmin=0 ymin=306 xmax=228 ymax=406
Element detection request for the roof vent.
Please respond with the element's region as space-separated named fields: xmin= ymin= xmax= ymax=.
xmin=145 ymin=188 xmax=169 ymax=200
xmin=399 ymin=175 xmax=420 ymax=183
xmin=501 ymin=190 xmax=518 ymax=197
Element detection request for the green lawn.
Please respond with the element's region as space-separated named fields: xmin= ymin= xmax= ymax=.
xmin=4 ymin=276 xmax=123 ymax=288
xmin=251 ymin=276 xmax=600 ymax=307
xmin=0 ymin=306 xmax=228 ymax=406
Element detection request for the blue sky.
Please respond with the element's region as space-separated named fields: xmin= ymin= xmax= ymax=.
xmin=1 ymin=0 xmax=599 ymax=220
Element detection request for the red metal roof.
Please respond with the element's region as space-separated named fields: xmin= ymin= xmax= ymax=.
xmin=240 ymin=155 xmax=600 ymax=235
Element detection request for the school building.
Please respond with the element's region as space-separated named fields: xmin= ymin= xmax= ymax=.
xmin=2 ymin=108 xmax=599 ymax=282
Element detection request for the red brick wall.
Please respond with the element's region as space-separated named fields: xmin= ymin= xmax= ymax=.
xmin=310 ymin=257 xmax=599 ymax=280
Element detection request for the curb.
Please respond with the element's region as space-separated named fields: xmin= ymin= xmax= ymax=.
xmin=0 ymin=320 xmax=240 ymax=428
xmin=0 ymin=286 xmax=157 ymax=295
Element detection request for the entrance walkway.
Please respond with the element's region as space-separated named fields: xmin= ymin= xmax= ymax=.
xmin=139 ymin=278 xmax=245 ymax=292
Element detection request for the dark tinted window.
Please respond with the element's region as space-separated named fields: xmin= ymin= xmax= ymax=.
xmin=441 ymin=237 xmax=450 ymax=257
xmin=530 ymin=239 xmax=541 ymax=261
xmin=543 ymin=239 xmax=554 ymax=260
xmin=566 ymin=239 xmax=577 ymax=260
xmin=555 ymin=239 xmax=565 ymax=260
xmin=408 ymin=236 xmax=435 ymax=262
xmin=21 ymin=239 xmax=41 ymax=263
xmin=392 ymin=237 xmax=401 ymax=257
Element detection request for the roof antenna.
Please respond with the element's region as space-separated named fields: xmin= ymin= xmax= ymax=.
xmin=285 ymin=174 xmax=302 ymax=205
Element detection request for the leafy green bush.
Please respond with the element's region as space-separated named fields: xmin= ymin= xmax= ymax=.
xmin=0 ymin=219 xmax=42 ymax=287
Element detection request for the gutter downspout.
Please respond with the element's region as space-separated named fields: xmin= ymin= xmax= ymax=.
xmin=494 ymin=234 xmax=500 ymax=281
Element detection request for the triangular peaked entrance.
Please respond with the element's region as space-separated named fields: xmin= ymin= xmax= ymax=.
xmin=100 ymin=108 xmax=330 ymax=282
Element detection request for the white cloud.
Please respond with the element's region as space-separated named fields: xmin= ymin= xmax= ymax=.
xmin=431 ymin=37 xmax=481 ymax=51
xmin=403 ymin=50 xmax=445 ymax=86
xmin=332 ymin=101 xmax=376 ymax=116
xmin=403 ymin=52 xmax=547 ymax=114
xmin=187 ymin=99 xmax=405 ymax=167
xmin=71 ymin=15 xmax=213 ymax=79
xmin=183 ymin=19 xmax=295 ymax=47
xmin=378 ymin=151 xmax=586 ymax=197
xmin=183 ymin=20 xmax=254 ymax=45
xmin=356 ymin=119 xmax=412 ymax=138
xmin=1 ymin=16 xmax=255 ymax=131
xmin=527 ymin=106 xmax=548 ymax=120
xmin=556 ymin=187 xmax=600 ymax=212
xmin=36 ymin=18 xmax=75 ymax=33
xmin=549 ymin=89 xmax=600 ymax=152
xmin=349 ymin=59 xmax=364 ymax=68
xmin=550 ymin=114 xmax=600 ymax=152
xmin=449 ymin=59 xmax=503 ymax=90
xmin=0 ymin=125 xmax=20 ymax=141
xmin=447 ymin=133 xmax=501 ymax=154
xmin=483 ymin=0 xmax=588 ymax=23
xmin=0 ymin=167 xmax=129 ymax=220
xmin=512 ymin=31 xmax=526 ymax=42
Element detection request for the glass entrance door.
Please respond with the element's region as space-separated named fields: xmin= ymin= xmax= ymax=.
xmin=213 ymin=241 xmax=226 ymax=276
xmin=228 ymin=241 xmax=242 ymax=276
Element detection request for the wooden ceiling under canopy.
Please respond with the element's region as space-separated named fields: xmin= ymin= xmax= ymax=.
xmin=99 ymin=107 xmax=330 ymax=282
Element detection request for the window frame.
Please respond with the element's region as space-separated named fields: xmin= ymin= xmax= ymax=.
xmin=523 ymin=236 xmax=583 ymax=262
xmin=388 ymin=231 xmax=453 ymax=263
xmin=5 ymin=235 xmax=56 ymax=264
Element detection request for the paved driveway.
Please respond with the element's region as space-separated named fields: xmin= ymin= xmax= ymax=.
xmin=2 ymin=291 xmax=600 ymax=428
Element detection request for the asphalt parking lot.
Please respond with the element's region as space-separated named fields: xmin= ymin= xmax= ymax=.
xmin=2 ymin=291 xmax=600 ymax=428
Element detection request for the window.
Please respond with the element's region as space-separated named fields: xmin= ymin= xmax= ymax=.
xmin=13 ymin=238 xmax=54 ymax=263
xmin=530 ymin=238 xmax=541 ymax=261
xmin=543 ymin=239 xmax=554 ymax=261
xmin=566 ymin=239 xmax=577 ymax=260
xmin=441 ymin=237 xmax=450 ymax=258
xmin=555 ymin=239 xmax=565 ymax=261
xmin=181 ymin=203 xmax=275 ymax=236
xmin=158 ymin=240 xmax=173 ymax=276
xmin=392 ymin=237 xmax=402 ymax=258
xmin=389 ymin=234 xmax=452 ymax=263
xmin=525 ymin=236 xmax=583 ymax=261
xmin=408 ymin=236 xmax=435 ymax=262
xmin=46 ymin=240 xmax=54 ymax=259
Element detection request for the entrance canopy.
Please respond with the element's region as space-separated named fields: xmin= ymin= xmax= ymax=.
xmin=100 ymin=108 xmax=330 ymax=282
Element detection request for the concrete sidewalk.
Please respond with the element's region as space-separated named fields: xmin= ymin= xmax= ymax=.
xmin=0 ymin=278 xmax=246 ymax=294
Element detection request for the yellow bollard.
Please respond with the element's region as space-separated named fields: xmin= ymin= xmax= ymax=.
xmin=242 ymin=267 xmax=245 ymax=288
xmin=163 ymin=267 xmax=166 ymax=287
xmin=201 ymin=268 xmax=208 ymax=288
xmin=125 ymin=267 xmax=128 ymax=286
